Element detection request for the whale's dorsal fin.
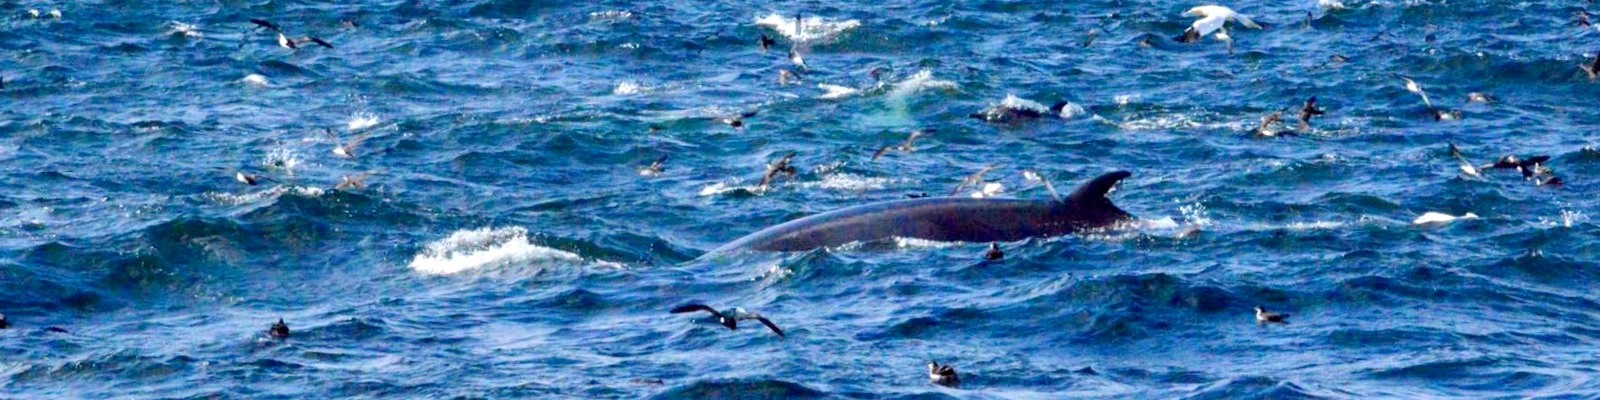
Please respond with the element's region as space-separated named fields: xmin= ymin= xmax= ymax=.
xmin=1066 ymin=171 xmax=1132 ymax=204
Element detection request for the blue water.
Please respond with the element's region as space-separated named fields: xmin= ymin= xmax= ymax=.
xmin=3 ymin=0 xmax=1600 ymax=398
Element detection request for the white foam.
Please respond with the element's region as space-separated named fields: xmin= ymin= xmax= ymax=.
xmin=1413 ymin=212 xmax=1477 ymax=225
xmin=1318 ymin=0 xmax=1347 ymax=9
xmin=205 ymin=185 xmax=325 ymax=206
xmin=817 ymin=83 xmax=861 ymax=100
xmin=589 ymin=10 xmax=634 ymax=22
xmin=409 ymin=227 xmax=581 ymax=275
xmin=241 ymin=74 xmax=269 ymax=87
xmin=888 ymin=69 xmax=958 ymax=97
xmin=1056 ymin=102 xmax=1087 ymax=119
xmin=699 ymin=181 xmax=760 ymax=196
xmin=969 ymin=182 xmax=1005 ymax=198
xmin=347 ymin=112 xmax=380 ymax=131
xmin=613 ymin=81 xmax=647 ymax=95
xmin=754 ymin=13 xmax=861 ymax=43
xmin=998 ymin=94 xmax=1048 ymax=112
xmin=894 ymin=237 xmax=959 ymax=249
xmin=169 ymin=21 xmax=201 ymax=38
xmin=797 ymin=173 xmax=894 ymax=192
xmin=264 ymin=146 xmax=301 ymax=177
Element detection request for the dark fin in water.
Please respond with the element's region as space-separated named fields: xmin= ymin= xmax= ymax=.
xmin=1049 ymin=101 xmax=1070 ymax=116
xmin=1067 ymin=171 xmax=1131 ymax=203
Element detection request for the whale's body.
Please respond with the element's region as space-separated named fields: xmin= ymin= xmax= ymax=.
xmin=713 ymin=171 xmax=1134 ymax=253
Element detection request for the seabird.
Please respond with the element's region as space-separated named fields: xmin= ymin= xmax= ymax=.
xmin=44 ymin=326 xmax=68 ymax=334
xmin=928 ymin=361 xmax=960 ymax=386
xmin=1303 ymin=11 xmax=1313 ymax=29
xmin=871 ymin=128 xmax=932 ymax=161
xmin=985 ymin=242 xmax=1004 ymax=261
xmin=969 ymin=99 xmax=1071 ymax=124
xmin=0 ymin=313 xmax=8 ymax=329
xmin=1254 ymin=306 xmax=1290 ymax=324
xmin=1536 ymin=176 xmax=1565 ymax=187
xmin=250 ymin=18 xmax=333 ymax=50
xmin=1466 ymin=92 xmax=1495 ymax=104
xmin=1576 ymin=11 xmax=1592 ymax=28
xmin=789 ymin=47 xmax=810 ymax=71
xmin=1083 ymin=29 xmax=1099 ymax=48
xmin=1448 ymin=143 xmax=1482 ymax=177
xmin=1400 ymin=76 xmax=1432 ymax=107
xmin=325 ymin=128 xmax=370 ymax=159
xmin=1 ymin=76 xmax=6 ymax=90
xmin=334 ymin=171 xmax=376 ymax=190
xmin=719 ymin=110 xmax=759 ymax=129
xmin=1486 ymin=154 xmax=1550 ymax=171
xmin=639 ymin=154 xmax=667 ymax=177
xmin=1433 ymin=109 xmax=1463 ymax=121
xmin=758 ymin=152 xmax=798 ymax=189
xmin=269 ymin=318 xmax=290 ymax=339
xmin=1215 ymin=26 xmax=1234 ymax=55
xmin=669 ymin=304 xmax=785 ymax=337
xmin=949 ymin=164 xmax=998 ymax=196
xmin=1582 ymin=53 xmax=1600 ymax=80
xmin=234 ymin=171 xmax=277 ymax=186
xmin=1296 ymin=97 xmax=1325 ymax=131
xmin=759 ymin=34 xmax=776 ymax=52
xmin=1256 ymin=111 xmax=1285 ymax=137
xmin=1413 ymin=212 xmax=1479 ymax=225
xmin=1176 ymin=5 xmax=1262 ymax=44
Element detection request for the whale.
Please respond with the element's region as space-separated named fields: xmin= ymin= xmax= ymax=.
xmin=711 ymin=171 xmax=1135 ymax=253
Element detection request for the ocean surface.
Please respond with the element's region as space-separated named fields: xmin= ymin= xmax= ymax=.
xmin=3 ymin=0 xmax=1600 ymax=398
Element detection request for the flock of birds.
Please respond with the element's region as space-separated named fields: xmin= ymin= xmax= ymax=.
xmin=1 ymin=2 xmax=1596 ymax=390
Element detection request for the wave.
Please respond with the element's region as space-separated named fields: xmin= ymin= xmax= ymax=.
xmin=754 ymin=13 xmax=861 ymax=44
xmin=408 ymin=227 xmax=582 ymax=275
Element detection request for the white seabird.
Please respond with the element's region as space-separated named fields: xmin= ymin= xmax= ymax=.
xmin=1177 ymin=5 xmax=1261 ymax=43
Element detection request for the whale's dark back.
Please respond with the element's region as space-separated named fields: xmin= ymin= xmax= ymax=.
xmin=711 ymin=171 xmax=1134 ymax=253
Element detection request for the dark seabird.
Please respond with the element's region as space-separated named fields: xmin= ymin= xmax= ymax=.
xmin=1303 ymin=11 xmax=1313 ymax=29
xmin=928 ymin=361 xmax=960 ymax=386
xmin=1296 ymin=97 xmax=1325 ymax=131
xmin=233 ymin=170 xmax=278 ymax=186
xmin=758 ymin=152 xmax=798 ymax=189
xmin=248 ymin=18 xmax=282 ymax=32
xmin=871 ymin=128 xmax=932 ymax=161
xmin=44 ymin=327 xmax=68 ymax=334
xmin=719 ymin=110 xmax=759 ymax=129
xmin=639 ymin=154 xmax=667 ymax=177
xmin=1536 ymin=176 xmax=1565 ymax=187
xmin=1432 ymin=109 xmax=1463 ymax=121
xmin=1484 ymin=154 xmax=1551 ymax=174
xmin=269 ymin=318 xmax=290 ymax=339
xmin=1577 ymin=11 xmax=1592 ymax=28
xmin=1256 ymin=111 xmax=1284 ymax=137
xmin=669 ymin=304 xmax=785 ymax=337
xmin=1582 ymin=53 xmax=1600 ymax=80
xmin=0 ymin=313 xmax=8 ymax=329
xmin=1466 ymin=92 xmax=1495 ymax=104
xmin=949 ymin=164 xmax=998 ymax=196
xmin=325 ymin=128 xmax=370 ymax=159
xmin=250 ymin=18 xmax=333 ymax=50
xmin=759 ymin=34 xmax=776 ymax=52
xmin=905 ymin=192 xmax=929 ymax=199
xmin=984 ymin=242 xmax=1004 ymax=261
xmin=1 ymin=76 xmax=5 ymax=90
xmin=1254 ymin=306 xmax=1289 ymax=324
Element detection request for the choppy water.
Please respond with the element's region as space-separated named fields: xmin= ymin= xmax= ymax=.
xmin=3 ymin=0 xmax=1600 ymax=398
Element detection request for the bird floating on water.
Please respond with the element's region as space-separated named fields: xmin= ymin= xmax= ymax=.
xmin=757 ymin=152 xmax=798 ymax=190
xmin=984 ymin=242 xmax=1004 ymax=261
xmin=269 ymin=318 xmax=290 ymax=339
xmin=1297 ymin=97 xmax=1325 ymax=131
xmin=928 ymin=361 xmax=960 ymax=386
xmin=1254 ymin=306 xmax=1290 ymax=324
xmin=639 ymin=154 xmax=667 ymax=177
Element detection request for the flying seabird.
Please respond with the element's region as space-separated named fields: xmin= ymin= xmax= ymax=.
xmin=639 ymin=154 xmax=667 ymax=177
xmin=1176 ymin=5 xmax=1261 ymax=44
xmin=1400 ymin=76 xmax=1432 ymax=107
xmin=871 ymin=128 xmax=933 ymax=161
xmin=1448 ymin=143 xmax=1482 ymax=177
xmin=249 ymin=18 xmax=333 ymax=50
xmin=1296 ymin=97 xmax=1325 ymax=131
xmin=670 ymin=304 xmax=785 ymax=337
xmin=1254 ymin=306 xmax=1289 ymax=324
xmin=759 ymin=34 xmax=776 ymax=52
xmin=758 ymin=152 xmax=798 ymax=189
xmin=1413 ymin=212 xmax=1479 ymax=225
xmin=1083 ymin=29 xmax=1099 ymax=48
xmin=719 ymin=110 xmax=759 ymax=129
xmin=949 ymin=164 xmax=998 ymax=196
xmin=269 ymin=318 xmax=290 ymax=339
xmin=325 ymin=128 xmax=370 ymax=159
xmin=928 ymin=361 xmax=960 ymax=386
xmin=985 ymin=242 xmax=1004 ymax=261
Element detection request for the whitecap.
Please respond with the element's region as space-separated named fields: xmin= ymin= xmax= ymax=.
xmin=796 ymin=173 xmax=895 ymax=192
xmin=1318 ymin=0 xmax=1347 ymax=9
xmin=1413 ymin=212 xmax=1477 ymax=225
xmin=754 ymin=13 xmax=861 ymax=44
xmin=241 ymin=74 xmax=269 ymax=87
xmin=347 ymin=112 xmax=380 ymax=131
xmin=817 ymin=83 xmax=861 ymax=100
xmin=894 ymin=237 xmax=960 ymax=249
xmin=887 ymin=69 xmax=958 ymax=97
xmin=589 ymin=10 xmax=634 ymax=22
xmin=613 ymin=81 xmax=647 ymax=95
xmin=997 ymin=94 xmax=1048 ymax=112
xmin=409 ymin=227 xmax=581 ymax=275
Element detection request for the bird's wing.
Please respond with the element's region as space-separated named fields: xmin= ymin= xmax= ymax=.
xmin=872 ymin=145 xmax=892 ymax=161
xmin=1233 ymin=13 xmax=1262 ymax=29
xmin=669 ymin=304 xmax=721 ymax=317
xmin=652 ymin=154 xmax=669 ymax=166
xmin=741 ymin=110 xmax=760 ymax=119
xmin=754 ymin=317 xmax=785 ymax=337
xmin=1191 ymin=15 xmax=1227 ymax=38
xmin=303 ymin=37 xmax=334 ymax=49
xmin=249 ymin=18 xmax=281 ymax=32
